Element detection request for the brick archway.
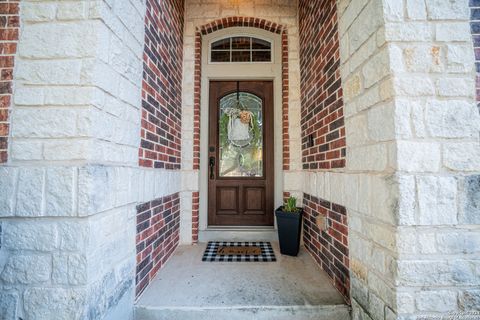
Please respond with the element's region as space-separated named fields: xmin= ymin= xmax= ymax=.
xmin=191 ymin=17 xmax=291 ymax=242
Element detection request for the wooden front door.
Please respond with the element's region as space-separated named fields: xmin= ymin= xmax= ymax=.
xmin=208 ymin=81 xmax=274 ymax=226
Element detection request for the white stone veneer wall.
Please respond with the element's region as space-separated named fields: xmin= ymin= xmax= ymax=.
xmin=384 ymin=0 xmax=480 ymax=318
xmin=304 ymin=0 xmax=480 ymax=318
xmin=0 ymin=0 xmax=181 ymax=319
xmin=181 ymin=0 xmax=303 ymax=238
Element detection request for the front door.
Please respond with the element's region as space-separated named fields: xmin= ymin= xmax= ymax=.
xmin=208 ymin=81 xmax=274 ymax=226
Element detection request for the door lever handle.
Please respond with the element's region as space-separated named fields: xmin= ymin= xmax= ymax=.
xmin=209 ymin=157 xmax=215 ymax=179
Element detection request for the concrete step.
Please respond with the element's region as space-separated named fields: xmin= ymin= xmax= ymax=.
xmin=135 ymin=244 xmax=351 ymax=320
xmin=135 ymin=304 xmax=351 ymax=320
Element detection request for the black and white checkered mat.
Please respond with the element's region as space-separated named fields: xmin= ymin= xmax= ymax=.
xmin=202 ymin=241 xmax=276 ymax=262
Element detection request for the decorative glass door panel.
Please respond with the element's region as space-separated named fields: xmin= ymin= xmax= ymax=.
xmin=218 ymin=92 xmax=263 ymax=177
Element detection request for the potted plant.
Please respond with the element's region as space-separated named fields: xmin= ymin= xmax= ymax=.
xmin=275 ymin=196 xmax=303 ymax=256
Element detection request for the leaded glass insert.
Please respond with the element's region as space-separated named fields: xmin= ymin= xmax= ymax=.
xmin=218 ymin=92 xmax=263 ymax=177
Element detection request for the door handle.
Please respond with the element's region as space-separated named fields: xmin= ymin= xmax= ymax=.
xmin=209 ymin=157 xmax=215 ymax=179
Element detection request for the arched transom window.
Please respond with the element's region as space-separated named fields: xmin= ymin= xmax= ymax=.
xmin=210 ymin=36 xmax=272 ymax=63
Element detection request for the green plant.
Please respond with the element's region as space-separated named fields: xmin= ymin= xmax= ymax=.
xmin=283 ymin=196 xmax=300 ymax=213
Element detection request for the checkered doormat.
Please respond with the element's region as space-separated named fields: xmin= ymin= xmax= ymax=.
xmin=202 ymin=241 xmax=276 ymax=262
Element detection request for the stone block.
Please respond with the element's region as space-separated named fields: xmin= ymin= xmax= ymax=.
xmin=370 ymin=175 xmax=397 ymax=225
xmin=10 ymin=141 xmax=43 ymax=161
xmin=355 ymin=83 xmax=382 ymax=112
xmin=461 ymin=175 xmax=480 ymax=224
xmin=367 ymin=291 xmax=385 ymax=320
xmin=43 ymin=139 xmax=89 ymax=161
xmin=385 ymin=22 xmax=431 ymax=41
xmin=366 ymin=271 xmax=396 ymax=307
xmin=398 ymin=260 xmax=477 ymax=286
xmin=437 ymin=232 xmax=480 ymax=254
xmin=459 ymin=290 xmax=480 ymax=311
xmin=284 ymin=171 xmax=303 ymax=191
xmin=444 ymin=143 xmax=480 ymax=172
xmin=426 ymin=100 xmax=480 ymax=138
xmin=425 ymin=0 xmax=469 ymax=20
xmin=397 ymin=228 xmax=417 ymax=254
xmin=347 ymin=0 xmax=383 ymax=52
xmin=338 ymin=0 xmax=369 ymax=36
xmin=401 ymin=45 xmax=444 ymax=73
xmin=416 ymin=176 xmax=457 ymax=225
xmin=437 ymin=78 xmax=474 ymax=97
xmin=351 ymin=299 xmax=373 ymax=320
xmin=357 ymin=174 xmax=371 ymax=214
xmin=367 ymin=103 xmax=395 ymax=141
xmin=362 ymin=48 xmax=389 ymax=88
xmin=3 ymin=220 xmax=58 ymax=251
xmin=57 ymin=2 xmax=86 ymax=20
xmin=436 ymin=23 xmax=471 ymax=42
xmin=396 ymin=175 xmax=416 ymax=225
xmin=447 ymin=44 xmax=475 ymax=73
xmin=16 ymin=60 xmax=83 ymax=85
xmin=383 ymin=0 xmax=403 ymax=21
xmin=343 ymin=174 xmax=359 ymax=211
xmin=45 ymin=167 xmax=75 ymax=216
xmin=12 ymin=108 xmax=78 ymax=138
xmin=0 ymin=167 xmax=17 ymax=216
xmin=347 ymin=144 xmax=388 ymax=172
xmin=23 ymin=2 xmax=56 ymax=22
xmin=396 ymin=141 xmax=441 ymax=172
xmin=1 ymin=254 xmax=51 ymax=284
xmin=24 ymin=287 xmax=87 ymax=320
xmin=397 ymin=291 xmax=415 ymax=313
xmin=69 ymin=254 xmax=88 ymax=285
xmin=58 ymin=221 xmax=89 ymax=251
xmin=19 ymin=22 xmax=97 ymax=59
xmin=344 ymin=73 xmax=363 ymax=101
xmin=44 ymin=86 xmax=93 ymax=106
xmin=418 ymin=232 xmax=436 ymax=254
xmin=394 ymin=75 xmax=435 ymax=96
xmin=365 ymin=223 xmax=396 ymax=252
xmin=416 ymin=290 xmax=458 ymax=312
xmin=406 ymin=0 xmax=427 ymax=20
xmin=15 ymin=168 xmax=44 ymax=216
xmin=78 ymin=165 xmax=114 ymax=216
xmin=14 ymin=86 xmax=45 ymax=105
xmin=316 ymin=172 xmax=331 ymax=202
xmin=52 ymin=253 xmax=69 ymax=284
xmin=345 ymin=114 xmax=369 ymax=147
xmin=0 ymin=292 xmax=18 ymax=320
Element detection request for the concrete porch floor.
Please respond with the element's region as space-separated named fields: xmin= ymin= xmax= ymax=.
xmin=135 ymin=242 xmax=351 ymax=320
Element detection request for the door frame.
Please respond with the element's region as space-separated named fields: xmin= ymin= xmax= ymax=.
xmin=199 ymin=27 xmax=283 ymax=230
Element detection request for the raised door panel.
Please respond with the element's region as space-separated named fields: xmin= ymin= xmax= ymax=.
xmin=216 ymin=187 xmax=239 ymax=215
xmin=244 ymin=187 xmax=264 ymax=215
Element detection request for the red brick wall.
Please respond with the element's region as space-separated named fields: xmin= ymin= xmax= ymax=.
xmin=299 ymin=0 xmax=346 ymax=170
xmin=140 ymin=0 xmax=184 ymax=169
xmin=194 ymin=17 xmax=290 ymax=172
xmin=281 ymin=31 xmax=290 ymax=171
xmin=303 ymin=193 xmax=350 ymax=302
xmin=192 ymin=191 xmax=199 ymax=243
xmin=0 ymin=0 xmax=18 ymax=163
xmin=135 ymin=193 xmax=180 ymax=298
